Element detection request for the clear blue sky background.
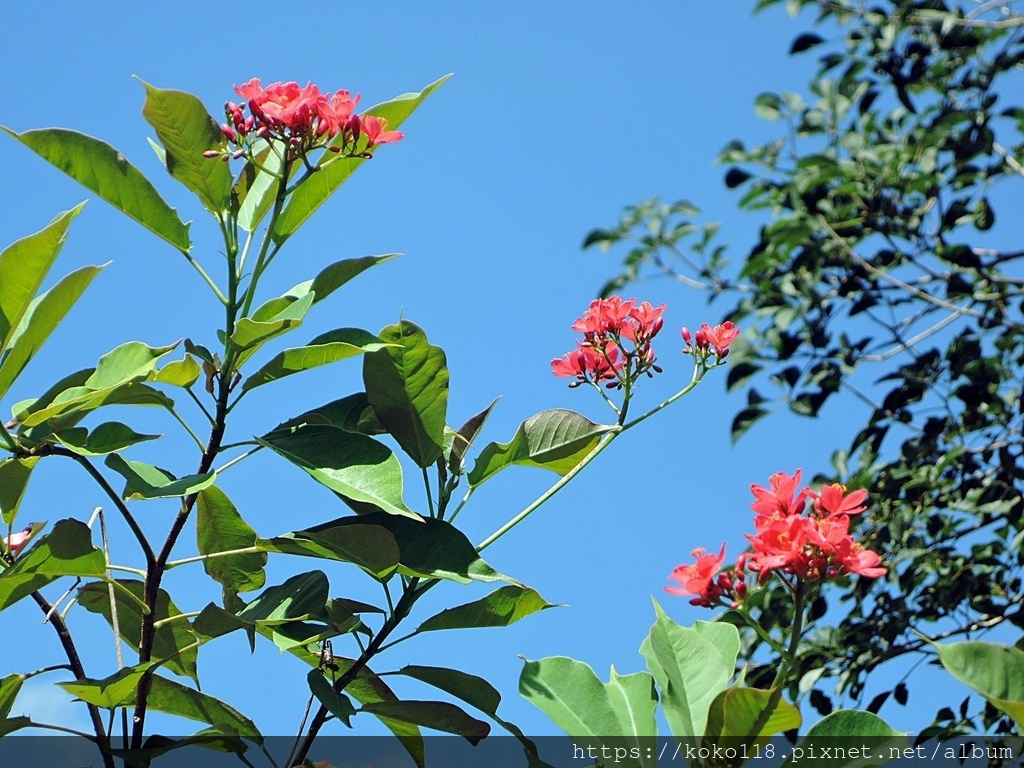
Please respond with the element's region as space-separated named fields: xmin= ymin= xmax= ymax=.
xmin=0 ymin=0 xmax=966 ymax=754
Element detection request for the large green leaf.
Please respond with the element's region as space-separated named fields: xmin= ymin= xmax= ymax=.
xmin=237 ymin=142 xmax=285 ymax=232
xmin=258 ymin=423 xmax=416 ymax=519
xmin=303 ymin=512 xmax=513 ymax=584
xmin=272 ymin=392 xmax=385 ymax=436
xmin=0 ymin=674 xmax=24 ymax=719
xmin=54 ymin=422 xmax=160 ymax=457
xmin=106 ymin=725 xmax=252 ymax=767
xmin=196 ymin=486 xmax=266 ymax=594
xmin=704 ymin=686 xmax=801 ymax=744
xmin=341 ymin=660 xmax=425 ymax=768
xmin=363 ymin=320 xmax=449 ymax=468
xmin=242 ymin=328 xmax=391 ymax=391
xmin=0 ymin=457 xmax=39 ymax=527
xmin=1 ymin=127 xmax=190 ymax=251
xmin=237 ymin=571 xmax=328 ymax=626
xmin=468 ymin=409 xmax=613 ymax=487
xmin=360 ymin=700 xmax=489 ymax=745
xmin=78 ymin=580 xmax=199 ymax=683
xmin=141 ymin=80 xmax=232 ymax=215
xmin=306 ymin=254 xmax=399 ymax=305
xmin=259 ymin=523 xmax=399 ymax=580
xmin=60 ymin=664 xmax=152 ymax=709
xmin=784 ymin=710 xmax=907 ymax=768
xmin=417 ymin=586 xmax=555 ymax=632
xmin=272 ymin=75 xmax=451 ymax=242
xmin=0 ymin=263 xmax=104 ymax=403
xmin=937 ymin=640 xmax=1024 ymax=729
xmin=153 ymin=355 xmax=201 ymax=388
xmin=639 ymin=602 xmax=737 ymax=740
xmin=520 ymin=657 xmax=637 ymax=739
xmin=146 ymin=676 xmax=262 ymax=742
xmin=0 ymin=204 xmax=83 ymax=352
xmin=307 ymin=668 xmax=356 ymax=726
xmin=0 ymin=519 xmax=105 ymax=612
xmin=105 ymin=454 xmax=216 ymax=500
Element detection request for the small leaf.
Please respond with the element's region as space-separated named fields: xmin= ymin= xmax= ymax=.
xmin=418 ymin=586 xmax=555 ymax=632
xmin=54 ymin=422 xmax=160 ymax=457
xmin=0 ymin=674 xmax=25 ymax=718
xmin=196 ymin=486 xmax=266 ymax=594
xmin=140 ymin=80 xmax=233 ymax=215
xmin=229 ymin=291 xmax=314 ymax=354
xmin=359 ymin=700 xmax=489 ymax=745
xmin=153 ymin=355 xmax=202 ymax=388
xmin=1 ymin=126 xmax=190 ymax=251
xmin=237 ymin=142 xmax=285 ymax=232
xmin=448 ymin=398 xmax=499 ymax=474
xmin=258 ymin=423 xmax=416 ymax=519
xmin=307 ymin=669 xmax=356 ymax=726
xmin=0 ymin=457 xmax=39 ymax=527
xmin=273 ymin=75 xmax=450 ymax=242
xmin=60 ymin=664 xmax=151 ymax=709
xmin=363 ymin=320 xmax=449 ymax=468
xmin=105 ymin=454 xmax=216 ymax=501
xmin=731 ymin=407 xmax=765 ymax=443
xmin=704 ymin=686 xmax=801 ymax=741
xmin=242 ymin=328 xmax=391 ymax=391
xmin=790 ymin=32 xmax=826 ymax=53
xmin=468 ymin=409 xmax=612 ymax=487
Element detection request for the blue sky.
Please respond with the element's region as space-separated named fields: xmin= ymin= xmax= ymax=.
xmin=0 ymin=0 xmax=954 ymax=755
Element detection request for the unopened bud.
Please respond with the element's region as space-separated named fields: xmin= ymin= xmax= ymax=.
xmin=681 ymin=327 xmax=692 ymax=345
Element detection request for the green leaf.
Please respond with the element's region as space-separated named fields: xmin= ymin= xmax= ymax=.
xmin=259 ymin=523 xmax=399 ymax=580
xmin=468 ymin=409 xmax=613 ymax=487
xmin=303 ymin=512 xmax=512 ymax=584
xmin=273 ymin=392 xmax=384 ymax=436
xmin=784 ymin=710 xmax=907 ymax=767
xmin=230 ymin=291 xmax=314 ymax=354
xmin=0 ymin=674 xmax=24 ymax=719
xmin=307 ymin=254 xmax=399 ymax=305
xmin=340 ymin=660 xmax=425 ymax=768
xmin=0 ymin=716 xmax=32 ymax=735
xmin=78 ymin=580 xmax=199 ymax=683
xmin=418 ymin=585 xmax=555 ymax=632
xmin=146 ymin=676 xmax=262 ymax=741
xmin=237 ymin=571 xmax=328 ymax=626
xmin=936 ymin=640 xmax=1024 ymax=729
xmin=60 ymin=664 xmax=151 ymax=709
xmin=258 ymin=423 xmax=416 ymax=519
xmin=0 ymin=204 xmax=83 ymax=352
xmin=1 ymin=127 xmax=190 ymax=251
xmin=448 ymin=398 xmax=499 ymax=475
xmin=704 ymin=686 xmax=801 ymax=741
xmin=106 ymin=725 xmax=252 ymax=767
xmin=639 ymin=601 xmax=737 ymax=739
xmin=273 ymin=75 xmax=451 ymax=242
xmin=237 ymin=142 xmax=285 ymax=232
xmin=242 ymin=328 xmax=391 ymax=391
xmin=104 ymin=454 xmax=216 ymax=500
xmin=0 ymin=457 xmax=39 ymax=527
xmin=0 ymin=262 xmax=104 ymax=403
xmin=0 ymin=519 xmax=105 ymax=612
xmin=153 ymin=355 xmax=201 ymax=388
xmin=54 ymin=422 xmax=160 ymax=457
xmin=363 ymin=320 xmax=449 ymax=468
xmin=196 ymin=486 xmax=266 ymax=594
xmin=519 ymin=657 xmax=629 ymax=737
xmin=307 ymin=669 xmax=356 ymax=726
xmin=359 ymin=700 xmax=489 ymax=745
xmin=606 ymin=669 xmax=658 ymax=741
xmin=140 ymin=81 xmax=232 ymax=215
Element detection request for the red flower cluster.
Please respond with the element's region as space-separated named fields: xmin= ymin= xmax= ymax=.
xmin=551 ymin=296 xmax=666 ymax=387
xmin=212 ymin=79 xmax=403 ymax=161
xmin=667 ymin=470 xmax=885 ymax=608
xmin=681 ymin=320 xmax=740 ymax=360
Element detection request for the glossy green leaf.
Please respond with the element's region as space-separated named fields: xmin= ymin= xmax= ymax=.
xmin=54 ymin=422 xmax=160 ymax=457
xmin=273 ymin=75 xmax=451 ymax=242
xmin=237 ymin=571 xmax=328 ymax=626
xmin=0 ymin=263 xmax=105 ymax=402
xmin=141 ymin=81 xmax=232 ymax=214
xmin=307 ymin=254 xmax=399 ymax=305
xmin=272 ymin=392 xmax=386 ymax=436
xmin=1 ymin=126 xmax=190 ymax=251
xmin=17 ymin=340 xmax=176 ymax=427
xmin=259 ymin=522 xmax=399 ymax=580
xmin=0 ymin=204 xmax=83 ymax=352
xmin=258 ymin=423 xmax=416 ymax=519
xmin=520 ymin=657 xmax=631 ymax=738
xmin=363 ymin=320 xmax=449 ymax=468
xmin=704 ymin=686 xmax=801 ymax=740
xmin=237 ymin=142 xmax=285 ymax=232
xmin=0 ymin=457 xmax=39 ymax=527
xmin=229 ymin=291 xmax=315 ymax=367
xmin=106 ymin=725 xmax=252 ymax=767
xmin=468 ymin=409 xmax=613 ymax=487
xmin=0 ymin=674 xmax=24 ymax=719
xmin=0 ymin=519 xmax=105 ymax=612
xmin=154 ymin=355 xmax=201 ymax=388
xmin=418 ymin=586 xmax=555 ymax=632
xmin=60 ymin=664 xmax=151 ymax=709
xmin=360 ymin=700 xmax=489 ymax=745
xmin=784 ymin=710 xmax=907 ymax=767
xmin=196 ymin=486 xmax=266 ymax=594
xmin=242 ymin=328 xmax=390 ymax=391
xmin=105 ymin=454 xmax=216 ymax=500
xmin=937 ymin=640 xmax=1024 ymax=729
xmin=639 ymin=602 xmax=737 ymax=739
xmin=192 ymin=603 xmax=255 ymax=653
xmin=449 ymin=398 xmax=499 ymax=474
xmin=307 ymin=669 xmax=356 ymax=726
xmin=78 ymin=580 xmax=199 ymax=683
xmin=146 ymin=676 xmax=262 ymax=741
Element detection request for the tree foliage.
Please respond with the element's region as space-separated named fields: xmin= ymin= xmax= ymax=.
xmin=586 ymin=0 xmax=1024 ymax=737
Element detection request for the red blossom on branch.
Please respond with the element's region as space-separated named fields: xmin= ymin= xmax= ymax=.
xmin=3 ymin=528 xmax=31 ymax=557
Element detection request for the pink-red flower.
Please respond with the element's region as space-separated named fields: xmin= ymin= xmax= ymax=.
xmin=812 ymin=483 xmax=868 ymax=517
xmin=360 ymin=114 xmax=404 ymax=147
xmin=666 ymin=544 xmax=727 ymax=606
xmin=699 ymin=321 xmax=740 ymax=356
xmin=551 ymin=343 xmax=623 ymax=385
xmin=750 ymin=469 xmax=809 ymax=525
xmin=3 ymin=528 xmax=31 ymax=557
